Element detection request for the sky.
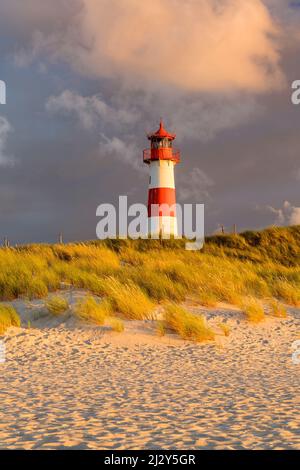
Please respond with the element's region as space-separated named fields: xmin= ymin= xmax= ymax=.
xmin=0 ymin=0 xmax=299 ymax=244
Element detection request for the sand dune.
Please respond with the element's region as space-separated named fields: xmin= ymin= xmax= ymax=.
xmin=0 ymin=292 xmax=299 ymax=449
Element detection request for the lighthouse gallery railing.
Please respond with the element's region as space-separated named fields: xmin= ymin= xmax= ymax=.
xmin=143 ymin=148 xmax=181 ymax=164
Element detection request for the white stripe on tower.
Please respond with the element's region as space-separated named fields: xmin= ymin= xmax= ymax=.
xmin=149 ymin=160 xmax=175 ymax=189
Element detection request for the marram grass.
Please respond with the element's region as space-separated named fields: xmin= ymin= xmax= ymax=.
xmin=163 ymin=304 xmax=215 ymax=342
xmin=241 ymin=298 xmax=265 ymax=323
xmin=74 ymin=296 xmax=111 ymax=325
xmin=46 ymin=296 xmax=69 ymax=315
xmin=0 ymin=304 xmax=21 ymax=334
xmin=0 ymin=226 xmax=298 ymax=325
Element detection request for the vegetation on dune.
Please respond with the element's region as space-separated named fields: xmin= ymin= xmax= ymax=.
xmin=107 ymin=316 xmax=124 ymax=333
xmin=0 ymin=304 xmax=21 ymax=334
xmin=241 ymin=298 xmax=265 ymax=323
xmin=218 ymin=322 xmax=231 ymax=337
xmin=0 ymin=226 xmax=298 ymax=332
xmin=163 ymin=304 xmax=215 ymax=342
xmin=74 ymin=296 xmax=111 ymax=325
xmin=46 ymin=296 xmax=69 ymax=315
xmin=268 ymin=299 xmax=287 ymax=318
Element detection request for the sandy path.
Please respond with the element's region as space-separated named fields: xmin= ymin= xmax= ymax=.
xmin=0 ymin=296 xmax=299 ymax=450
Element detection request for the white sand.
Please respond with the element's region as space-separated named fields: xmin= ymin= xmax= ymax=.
xmin=0 ymin=291 xmax=299 ymax=450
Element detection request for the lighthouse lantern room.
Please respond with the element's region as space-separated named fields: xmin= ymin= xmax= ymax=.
xmin=143 ymin=120 xmax=181 ymax=237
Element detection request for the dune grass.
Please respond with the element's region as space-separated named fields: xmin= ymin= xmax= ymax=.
xmin=103 ymin=277 xmax=155 ymax=320
xmin=218 ymin=322 xmax=231 ymax=336
xmin=74 ymin=296 xmax=112 ymax=325
xmin=0 ymin=304 xmax=20 ymax=334
xmin=242 ymin=298 xmax=265 ymax=323
xmin=46 ymin=296 xmax=69 ymax=315
xmin=156 ymin=320 xmax=166 ymax=337
xmin=269 ymin=299 xmax=287 ymax=318
xmin=107 ymin=317 xmax=124 ymax=332
xmin=163 ymin=304 xmax=215 ymax=342
xmin=0 ymin=226 xmax=298 ymax=327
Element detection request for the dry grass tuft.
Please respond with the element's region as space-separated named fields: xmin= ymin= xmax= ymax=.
xmin=197 ymin=291 xmax=218 ymax=307
xmin=164 ymin=304 xmax=215 ymax=342
xmin=0 ymin=304 xmax=20 ymax=334
xmin=107 ymin=317 xmax=124 ymax=333
xmin=105 ymin=277 xmax=154 ymax=320
xmin=272 ymin=280 xmax=300 ymax=307
xmin=156 ymin=320 xmax=166 ymax=337
xmin=269 ymin=299 xmax=287 ymax=318
xmin=74 ymin=296 xmax=111 ymax=325
xmin=46 ymin=296 xmax=69 ymax=315
xmin=242 ymin=298 xmax=265 ymax=323
xmin=218 ymin=322 xmax=231 ymax=336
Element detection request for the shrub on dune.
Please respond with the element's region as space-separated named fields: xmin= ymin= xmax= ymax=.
xmin=218 ymin=322 xmax=231 ymax=336
xmin=269 ymin=299 xmax=287 ymax=318
xmin=105 ymin=278 xmax=154 ymax=320
xmin=164 ymin=304 xmax=215 ymax=342
xmin=156 ymin=320 xmax=166 ymax=337
xmin=0 ymin=304 xmax=21 ymax=334
xmin=197 ymin=290 xmax=218 ymax=307
xmin=107 ymin=316 xmax=124 ymax=332
xmin=272 ymin=280 xmax=300 ymax=306
xmin=74 ymin=296 xmax=111 ymax=325
xmin=46 ymin=296 xmax=69 ymax=315
xmin=242 ymin=298 xmax=265 ymax=322
xmin=132 ymin=268 xmax=186 ymax=302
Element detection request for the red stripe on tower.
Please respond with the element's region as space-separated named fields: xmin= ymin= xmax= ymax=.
xmin=147 ymin=188 xmax=176 ymax=217
xmin=143 ymin=120 xmax=181 ymax=237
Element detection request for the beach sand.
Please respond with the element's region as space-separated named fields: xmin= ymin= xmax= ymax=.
xmin=0 ymin=291 xmax=299 ymax=449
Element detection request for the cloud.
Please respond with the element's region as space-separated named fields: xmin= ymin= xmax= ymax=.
xmin=7 ymin=0 xmax=285 ymax=93
xmin=262 ymin=200 xmax=300 ymax=225
xmin=46 ymin=90 xmax=141 ymax=170
xmin=178 ymin=168 xmax=214 ymax=202
xmin=0 ymin=116 xmax=13 ymax=166
xmin=99 ymin=135 xmax=141 ymax=171
xmin=46 ymin=90 xmax=138 ymax=130
xmin=167 ymin=93 xmax=261 ymax=142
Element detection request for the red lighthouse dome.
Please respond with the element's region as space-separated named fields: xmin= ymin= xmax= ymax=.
xmin=143 ymin=120 xmax=180 ymax=164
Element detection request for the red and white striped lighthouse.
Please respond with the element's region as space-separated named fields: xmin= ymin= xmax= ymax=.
xmin=143 ymin=120 xmax=181 ymax=237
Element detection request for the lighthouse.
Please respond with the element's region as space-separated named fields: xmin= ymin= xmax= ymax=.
xmin=143 ymin=120 xmax=181 ymax=237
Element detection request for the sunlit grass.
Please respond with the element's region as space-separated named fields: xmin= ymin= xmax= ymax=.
xmin=197 ymin=291 xmax=218 ymax=307
xmin=242 ymin=298 xmax=265 ymax=323
xmin=0 ymin=304 xmax=20 ymax=334
xmin=0 ymin=226 xmax=298 ymax=328
xmin=269 ymin=299 xmax=288 ymax=318
xmin=46 ymin=296 xmax=69 ymax=315
xmin=105 ymin=277 xmax=154 ymax=320
xmin=107 ymin=316 xmax=124 ymax=333
xmin=163 ymin=304 xmax=215 ymax=342
xmin=218 ymin=322 xmax=231 ymax=336
xmin=74 ymin=296 xmax=111 ymax=325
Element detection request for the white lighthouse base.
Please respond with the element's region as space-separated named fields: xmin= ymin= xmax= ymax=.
xmin=148 ymin=216 xmax=178 ymax=238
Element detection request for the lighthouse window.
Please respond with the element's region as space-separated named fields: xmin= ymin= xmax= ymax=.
xmin=151 ymin=138 xmax=172 ymax=148
xmin=149 ymin=176 xmax=151 ymax=184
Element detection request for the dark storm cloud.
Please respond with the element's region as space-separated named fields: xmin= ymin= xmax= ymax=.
xmin=0 ymin=0 xmax=299 ymax=243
